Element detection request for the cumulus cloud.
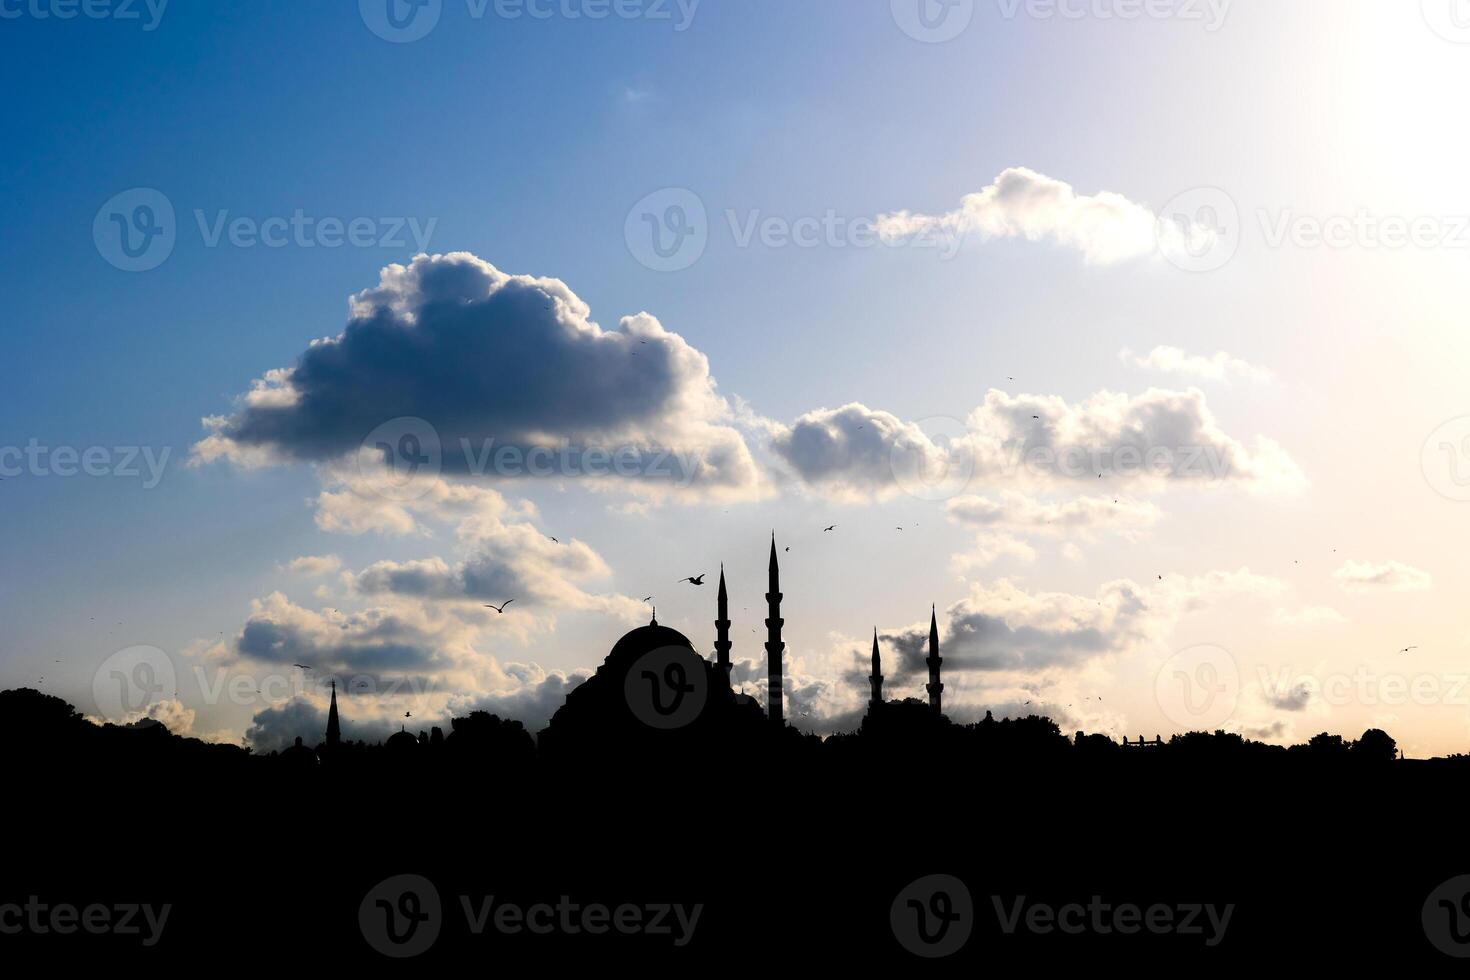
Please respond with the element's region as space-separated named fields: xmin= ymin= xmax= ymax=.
xmin=192 ymin=252 xmax=763 ymax=501
xmin=770 ymin=389 xmax=1305 ymax=499
xmin=947 ymin=491 xmax=1161 ymax=537
xmin=350 ymin=511 xmax=644 ymax=620
xmin=1120 ymin=346 xmax=1273 ymax=384
xmin=875 ymin=167 xmax=1164 ymax=265
xmin=1273 ymin=605 xmax=1348 ymax=627
xmin=766 ymin=403 xmax=953 ymax=501
xmin=885 ymin=569 xmax=1286 ymax=678
xmin=282 ymin=554 xmax=342 ymax=576
xmin=1332 ymin=560 xmax=1432 ymax=594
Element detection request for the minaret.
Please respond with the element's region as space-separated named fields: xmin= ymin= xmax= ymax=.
xmin=325 ymin=679 xmax=341 ymax=748
xmin=869 ymin=628 xmax=884 ymax=708
xmin=765 ymin=535 xmax=785 ymax=728
xmin=714 ymin=564 xmax=732 ymax=679
xmin=925 ymin=605 xmax=943 ymax=715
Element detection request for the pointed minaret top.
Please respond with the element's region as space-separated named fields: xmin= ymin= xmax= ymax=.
xmin=871 ymin=628 xmax=881 ymax=670
xmin=718 ymin=563 xmax=728 ymax=603
xmin=930 ymin=604 xmax=939 ymax=643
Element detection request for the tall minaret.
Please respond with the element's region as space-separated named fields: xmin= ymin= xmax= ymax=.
xmin=714 ymin=563 xmax=732 ymax=679
xmin=765 ymin=535 xmax=785 ymax=728
xmin=325 ymin=679 xmax=341 ymax=748
xmin=925 ymin=605 xmax=943 ymax=715
xmin=868 ymin=628 xmax=884 ymax=708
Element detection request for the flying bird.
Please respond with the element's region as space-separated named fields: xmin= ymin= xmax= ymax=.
xmin=1399 ymin=646 xmax=1419 ymax=654
xmin=641 ymin=596 xmax=654 ymax=603
xmin=824 ymin=525 xmax=837 ymax=532
xmin=292 ymin=664 xmax=313 ymax=671
xmin=484 ymin=600 xmax=515 ymax=614
xmin=678 ymin=575 xmax=707 ymax=586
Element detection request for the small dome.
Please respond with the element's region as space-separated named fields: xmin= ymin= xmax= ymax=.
xmin=385 ymin=729 xmax=419 ymax=751
xmin=603 ymin=621 xmax=695 ymax=672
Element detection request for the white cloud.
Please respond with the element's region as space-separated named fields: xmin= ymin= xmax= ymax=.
xmin=282 ymin=554 xmax=342 ymax=576
xmin=1332 ymin=560 xmax=1432 ymax=594
xmin=876 ymin=167 xmax=1163 ymax=265
xmin=1120 ymin=346 xmax=1273 ymax=383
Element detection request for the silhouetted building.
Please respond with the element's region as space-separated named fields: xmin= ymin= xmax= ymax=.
xmin=325 ymin=679 xmax=341 ymax=749
xmin=925 ymin=605 xmax=943 ymax=715
xmin=766 ymin=535 xmax=785 ymax=728
xmin=869 ymin=628 xmax=883 ymax=708
xmin=715 ymin=564 xmax=732 ymax=679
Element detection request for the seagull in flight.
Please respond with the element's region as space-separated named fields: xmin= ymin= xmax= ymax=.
xmin=1399 ymin=646 xmax=1419 ymax=654
xmin=678 ymin=574 xmax=707 ymax=586
xmin=292 ymin=663 xmax=313 ymax=671
xmin=641 ymin=596 xmax=654 ymax=603
xmin=823 ymin=525 xmax=837 ymax=532
xmin=484 ymin=600 xmax=515 ymax=614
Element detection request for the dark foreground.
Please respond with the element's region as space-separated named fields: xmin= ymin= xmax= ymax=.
xmin=7 ymin=688 xmax=1470 ymax=968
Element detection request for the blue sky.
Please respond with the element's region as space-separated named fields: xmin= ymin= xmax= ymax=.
xmin=6 ymin=0 xmax=1470 ymax=754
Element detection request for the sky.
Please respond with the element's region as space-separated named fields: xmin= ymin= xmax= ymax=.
xmin=5 ymin=0 xmax=1470 ymax=756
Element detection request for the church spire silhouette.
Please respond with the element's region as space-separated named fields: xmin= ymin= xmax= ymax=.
xmin=715 ymin=563 xmax=732 ymax=678
xmin=766 ymin=534 xmax=785 ymax=728
xmin=325 ymin=679 xmax=341 ymax=748
xmin=869 ymin=628 xmax=883 ymax=708
xmin=926 ymin=605 xmax=943 ymax=714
